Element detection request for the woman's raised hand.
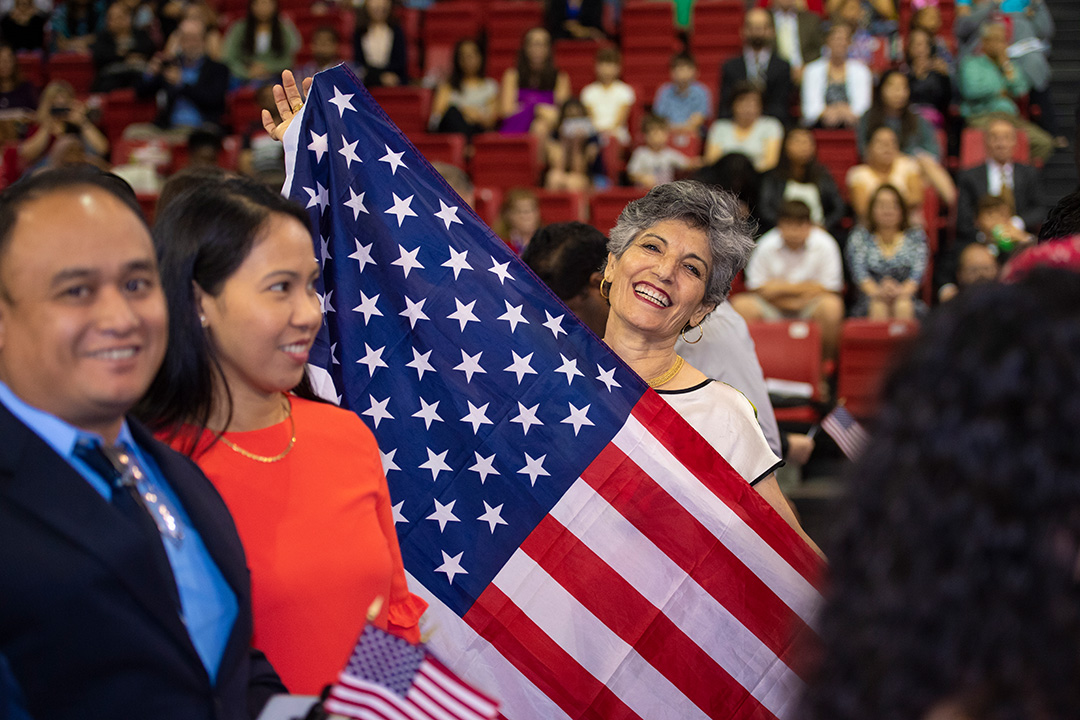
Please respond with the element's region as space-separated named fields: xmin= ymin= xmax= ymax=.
xmin=262 ymin=69 xmax=314 ymax=142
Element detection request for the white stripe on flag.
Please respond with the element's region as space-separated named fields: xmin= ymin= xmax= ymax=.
xmin=330 ymin=679 xmax=420 ymax=720
xmin=409 ymin=668 xmax=488 ymax=720
xmin=418 ymin=662 xmax=499 ymax=717
xmin=405 ymin=682 xmax=466 ymax=720
xmin=322 ymin=700 xmax=390 ymax=720
xmin=612 ymin=416 xmax=820 ymax=625
xmin=550 ymin=479 xmax=804 ymax=717
xmin=492 ymin=550 xmax=710 ymax=720
xmin=406 ymin=572 xmax=571 ymax=720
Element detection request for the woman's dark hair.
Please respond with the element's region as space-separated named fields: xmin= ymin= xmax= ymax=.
xmin=866 ymin=182 xmax=909 ymax=234
xmin=356 ymin=0 xmax=400 ymax=36
xmin=59 ymin=0 xmax=101 ymax=37
xmin=729 ymin=80 xmax=763 ymax=108
xmin=448 ymin=38 xmax=485 ymax=91
xmin=242 ymin=0 xmax=286 ymax=58
xmin=803 ymin=269 xmax=1080 ymax=720
xmin=904 ymin=26 xmax=938 ymax=66
xmin=692 ymin=152 xmax=761 ymax=217
xmin=863 ymin=69 xmax=919 ymax=153
xmin=516 ymin=27 xmax=558 ymax=92
xmin=775 ymin=127 xmax=826 ymax=185
xmin=135 ymin=176 xmax=321 ymax=454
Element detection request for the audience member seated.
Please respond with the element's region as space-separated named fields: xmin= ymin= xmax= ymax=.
xmin=294 ymin=26 xmax=357 ymax=86
xmin=759 ymin=126 xmax=845 ymax=238
xmin=429 ymin=38 xmax=499 ymax=139
xmin=135 ymin=18 xmax=229 ymax=137
xmin=18 ymin=80 xmax=108 ymax=172
xmin=908 ymin=5 xmax=955 ymax=70
xmin=719 ymin=8 xmax=793 ymax=124
xmin=847 ymin=125 xmax=923 ymax=226
xmin=185 ymin=127 xmax=222 ymax=169
xmin=970 ymin=194 xmax=1035 ymax=262
xmin=0 ymin=0 xmax=46 ymax=51
xmin=825 ymin=0 xmax=896 ymax=36
xmin=222 ymin=0 xmax=300 ymax=87
xmin=544 ymin=98 xmax=600 ymax=191
xmin=801 ymin=22 xmax=872 ymax=128
xmin=705 ymin=82 xmax=782 ymax=171
xmin=771 ymin=0 xmax=824 ymax=84
xmin=731 ymin=199 xmax=844 ymax=359
xmin=957 ymin=116 xmax=1045 ymax=245
xmin=627 ymin=114 xmax=696 ymax=188
xmin=858 ymin=69 xmax=955 ymax=206
xmin=959 ymin=22 xmax=1053 ymax=162
xmin=826 ymin=0 xmax=888 ymax=65
xmin=353 ymin=0 xmax=407 ymax=88
xmin=902 ymin=27 xmax=952 ymax=130
xmin=846 ymin=183 xmax=928 ymax=319
xmin=938 ymin=242 xmax=999 ymax=302
xmin=238 ymin=83 xmax=285 ymax=188
xmin=494 ymin=187 xmax=541 ymax=254
xmin=162 ymin=3 xmax=224 ymax=61
xmin=580 ymin=47 xmax=634 ymax=145
xmin=520 ymin=221 xmax=610 ymax=337
xmin=91 ymin=2 xmax=156 ymax=92
xmin=693 ymin=151 xmax=762 ymax=225
xmin=545 ymin=0 xmax=605 ymax=41
xmin=0 ymin=43 xmax=35 ymax=115
xmin=652 ymin=52 xmax=711 ymax=135
xmin=52 ymin=0 xmax=103 ymax=52
xmin=499 ymin=27 xmax=571 ymax=141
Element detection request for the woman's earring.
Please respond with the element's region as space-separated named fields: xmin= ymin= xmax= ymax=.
xmin=199 ymin=314 xmax=208 ymax=328
xmin=599 ymin=278 xmax=611 ymax=301
xmin=681 ymin=323 xmax=703 ymax=345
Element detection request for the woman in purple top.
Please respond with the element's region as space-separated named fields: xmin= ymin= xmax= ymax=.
xmin=499 ymin=27 xmax=570 ymax=142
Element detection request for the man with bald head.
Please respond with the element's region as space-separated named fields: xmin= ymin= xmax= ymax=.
xmin=719 ymin=7 xmax=793 ymax=124
xmin=0 ymin=167 xmax=283 ymax=720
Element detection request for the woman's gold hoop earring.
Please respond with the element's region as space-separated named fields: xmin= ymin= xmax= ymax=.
xmin=681 ymin=324 xmax=703 ymax=344
xmin=599 ymin=278 xmax=611 ymax=300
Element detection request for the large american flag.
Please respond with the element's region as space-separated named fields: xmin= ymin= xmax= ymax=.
xmin=282 ymin=65 xmax=823 ymax=719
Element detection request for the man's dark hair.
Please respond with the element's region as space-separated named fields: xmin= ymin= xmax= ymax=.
xmin=777 ymin=199 xmax=812 ymax=224
xmin=187 ymin=129 xmax=222 ymax=156
xmin=670 ymin=51 xmax=696 ymax=69
xmin=1038 ymin=189 xmax=1080 ymax=242
xmin=521 ymin=221 xmax=608 ymax=301
xmin=0 ymin=166 xmax=144 ymax=269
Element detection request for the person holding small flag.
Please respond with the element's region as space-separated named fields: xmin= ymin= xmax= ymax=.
xmin=137 ymin=176 xmax=427 ymax=696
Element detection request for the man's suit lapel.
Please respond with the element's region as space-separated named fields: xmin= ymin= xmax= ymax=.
xmin=132 ymin=420 xmax=254 ymax=679
xmin=0 ymin=405 xmax=205 ymax=671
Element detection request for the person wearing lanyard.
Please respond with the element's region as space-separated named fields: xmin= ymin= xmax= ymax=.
xmin=0 ymin=167 xmax=285 ymax=720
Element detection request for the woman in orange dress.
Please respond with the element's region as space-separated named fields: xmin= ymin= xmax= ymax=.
xmin=136 ymin=176 xmax=426 ymax=695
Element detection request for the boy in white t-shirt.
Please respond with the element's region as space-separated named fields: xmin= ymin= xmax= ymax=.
xmin=626 ymin=114 xmax=697 ymax=188
xmin=730 ymin=199 xmax=845 ymax=359
xmin=580 ymin=47 xmax=635 ymax=145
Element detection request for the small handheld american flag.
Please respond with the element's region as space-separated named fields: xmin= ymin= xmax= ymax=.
xmin=325 ymin=624 xmax=499 ymax=720
xmin=820 ymin=405 xmax=870 ymax=460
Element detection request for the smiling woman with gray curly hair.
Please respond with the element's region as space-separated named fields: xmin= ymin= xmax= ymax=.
xmin=600 ymin=180 xmax=821 ymax=553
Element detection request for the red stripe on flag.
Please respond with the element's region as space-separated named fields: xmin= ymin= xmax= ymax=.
xmin=631 ymin=391 xmax=825 ymax=588
xmin=581 ymin=442 xmax=815 ymax=681
xmin=521 ymin=514 xmax=774 ymax=719
xmin=463 ymin=584 xmax=642 ymax=720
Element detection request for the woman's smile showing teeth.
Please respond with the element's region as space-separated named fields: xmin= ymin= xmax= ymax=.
xmin=634 ymin=283 xmax=671 ymax=308
xmin=90 ymin=347 xmax=138 ymax=361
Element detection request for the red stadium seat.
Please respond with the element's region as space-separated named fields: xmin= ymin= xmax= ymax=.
xmin=535 ymin=189 xmax=586 ymax=223
xmin=835 ymin=318 xmax=920 ymax=420
xmin=959 ymin=127 xmax=1031 ymax=170
xmin=747 ymin=320 xmax=823 ymax=424
xmin=368 ymin=86 xmax=432 ymax=137
xmin=100 ymin=88 xmax=159 ymax=145
xmin=690 ymin=0 xmax=744 ymax=63
xmin=812 ymin=128 xmax=859 ymax=197
xmin=48 ymin=52 xmax=95 ymax=95
xmin=621 ymin=48 xmax=679 ymax=105
xmin=15 ymin=51 xmax=43 ymax=87
xmin=226 ymin=86 xmax=262 ymax=134
xmin=469 ymin=133 xmax=540 ymax=188
xmin=422 ymin=3 xmax=483 ymax=80
xmin=588 ymin=186 xmax=648 ymax=234
xmin=412 ymin=132 xmax=467 ymax=168
xmin=486 ymin=2 xmax=544 ymax=57
xmin=474 ymin=185 xmax=502 ymax=227
xmin=620 ymin=1 xmax=678 ymax=51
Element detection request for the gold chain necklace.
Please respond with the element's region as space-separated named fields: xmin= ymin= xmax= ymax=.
xmin=216 ymin=397 xmax=297 ymax=463
xmin=647 ymin=355 xmax=685 ymax=388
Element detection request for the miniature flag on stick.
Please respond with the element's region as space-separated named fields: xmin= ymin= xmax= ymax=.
xmin=325 ymin=624 xmax=500 ymax=720
xmin=820 ymin=404 xmax=870 ymax=460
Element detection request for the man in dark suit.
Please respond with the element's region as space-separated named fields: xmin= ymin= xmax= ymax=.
xmin=719 ymin=7 xmax=793 ymax=124
xmin=957 ymin=116 xmax=1046 ymax=244
xmin=137 ymin=17 xmax=230 ymax=131
xmin=770 ymin=0 xmax=824 ymax=84
xmin=0 ymin=168 xmax=285 ymax=720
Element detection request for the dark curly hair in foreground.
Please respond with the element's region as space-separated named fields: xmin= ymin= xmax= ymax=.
xmin=803 ymin=269 xmax=1080 ymax=720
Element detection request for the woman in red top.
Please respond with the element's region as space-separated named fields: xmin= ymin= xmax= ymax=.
xmin=137 ymin=176 xmax=426 ymax=694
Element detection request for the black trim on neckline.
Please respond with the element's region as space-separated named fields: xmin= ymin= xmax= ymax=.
xmin=654 ymin=378 xmax=714 ymax=395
